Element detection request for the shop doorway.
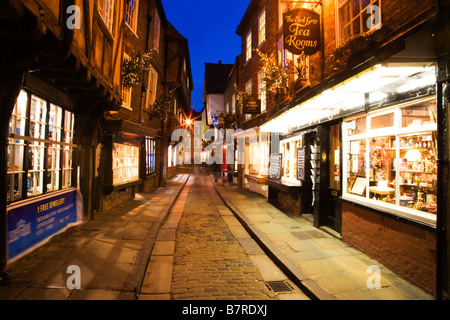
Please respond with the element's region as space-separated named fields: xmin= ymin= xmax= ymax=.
xmin=324 ymin=123 xmax=342 ymax=234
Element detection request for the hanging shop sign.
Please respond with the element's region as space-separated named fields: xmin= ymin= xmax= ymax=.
xmin=243 ymin=96 xmax=261 ymax=115
xmin=283 ymin=8 xmax=321 ymax=56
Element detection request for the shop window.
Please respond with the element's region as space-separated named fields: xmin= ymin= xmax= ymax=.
xmin=329 ymin=124 xmax=341 ymax=191
xmin=63 ymin=111 xmax=75 ymax=189
xmin=112 ymin=143 xmax=139 ymax=185
xmin=168 ymin=145 xmax=172 ymax=167
xmin=280 ymin=137 xmax=302 ymax=184
xmin=145 ymin=138 xmax=156 ymax=175
xmin=248 ymin=142 xmax=259 ymax=175
xmin=343 ymin=97 xmax=437 ymax=224
xmin=337 ymin=0 xmax=381 ymax=44
xmin=7 ymin=91 xmax=76 ymax=203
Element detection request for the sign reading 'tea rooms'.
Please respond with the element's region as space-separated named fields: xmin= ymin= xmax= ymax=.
xmin=283 ymin=8 xmax=321 ymax=56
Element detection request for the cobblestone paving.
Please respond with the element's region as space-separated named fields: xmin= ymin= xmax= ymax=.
xmin=171 ymin=174 xmax=276 ymax=300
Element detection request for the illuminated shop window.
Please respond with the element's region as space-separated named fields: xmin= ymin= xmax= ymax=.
xmin=112 ymin=143 xmax=140 ymax=185
xmin=280 ymin=136 xmax=302 ymax=185
xmin=7 ymin=90 xmax=76 ymax=203
xmin=145 ymin=137 xmax=156 ymax=175
xmin=343 ymin=97 xmax=437 ymax=224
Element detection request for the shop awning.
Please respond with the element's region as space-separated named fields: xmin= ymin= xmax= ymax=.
xmin=260 ymin=63 xmax=436 ymax=134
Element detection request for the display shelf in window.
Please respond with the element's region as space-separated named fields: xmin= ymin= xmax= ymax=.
xmin=7 ymin=90 xmax=76 ymax=203
xmin=112 ymin=143 xmax=140 ymax=186
xmin=342 ymin=96 xmax=438 ymax=226
xmin=398 ymin=133 xmax=437 ymax=214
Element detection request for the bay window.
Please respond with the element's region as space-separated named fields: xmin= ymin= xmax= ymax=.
xmin=7 ymin=90 xmax=76 ymax=203
xmin=343 ymin=97 xmax=437 ymax=225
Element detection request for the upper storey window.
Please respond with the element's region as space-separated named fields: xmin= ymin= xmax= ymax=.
xmin=98 ymin=0 xmax=115 ymax=33
xmin=125 ymin=0 xmax=139 ymax=33
xmin=337 ymin=0 xmax=382 ymax=44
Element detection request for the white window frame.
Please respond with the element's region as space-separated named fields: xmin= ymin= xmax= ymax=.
xmin=146 ymin=68 xmax=158 ymax=108
xmin=232 ymin=94 xmax=236 ymax=114
xmin=244 ymin=80 xmax=252 ymax=121
xmin=98 ymin=0 xmax=115 ymax=33
xmin=258 ymin=70 xmax=266 ymax=113
xmin=280 ymin=135 xmax=302 ymax=185
xmin=153 ymin=9 xmax=161 ymax=53
xmin=336 ymin=0 xmax=382 ymax=45
xmin=125 ymin=0 xmax=139 ymax=34
xmin=122 ymin=53 xmax=132 ymax=110
xmin=246 ymin=31 xmax=252 ymax=63
xmin=258 ymin=8 xmax=266 ymax=46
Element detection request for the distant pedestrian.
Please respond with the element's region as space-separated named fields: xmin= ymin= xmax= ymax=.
xmin=210 ymin=148 xmax=221 ymax=184
xmin=212 ymin=161 xmax=221 ymax=184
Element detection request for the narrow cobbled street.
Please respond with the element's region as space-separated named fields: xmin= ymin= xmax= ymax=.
xmin=139 ymin=171 xmax=309 ymax=300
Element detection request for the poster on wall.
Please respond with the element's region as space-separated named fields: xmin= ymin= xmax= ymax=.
xmin=268 ymin=154 xmax=282 ymax=180
xmin=7 ymin=189 xmax=81 ymax=261
xmin=283 ymin=8 xmax=321 ymax=56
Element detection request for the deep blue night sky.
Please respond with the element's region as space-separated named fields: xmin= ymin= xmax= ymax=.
xmin=161 ymin=0 xmax=251 ymax=112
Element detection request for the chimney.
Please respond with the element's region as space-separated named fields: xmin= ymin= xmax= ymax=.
xmin=218 ymin=60 xmax=222 ymax=64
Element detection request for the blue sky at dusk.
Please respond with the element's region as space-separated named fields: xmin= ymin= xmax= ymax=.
xmin=162 ymin=0 xmax=251 ymax=112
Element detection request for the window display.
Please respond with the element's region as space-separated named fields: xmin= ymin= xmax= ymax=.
xmin=7 ymin=90 xmax=76 ymax=202
xmin=343 ymin=97 xmax=437 ymax=224
xmin=113 ymin=143 xmax=139 ymax=185
xmin=145 ymin=138 xmax=156 ymax=175
xmin=280 ymin=136 xmax=302 ymax=184
xmin=246 ymin=133 xmax=269 ymax=177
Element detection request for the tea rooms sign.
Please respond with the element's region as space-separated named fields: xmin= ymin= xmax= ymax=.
xmin=283 ymin=8 xmax=321 ymax=56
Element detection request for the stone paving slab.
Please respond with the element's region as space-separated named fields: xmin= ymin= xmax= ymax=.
xmin=0 ymin=174 xmax=189 ymax=300
xmin=213 ymin=180 xmax=435 ymax=300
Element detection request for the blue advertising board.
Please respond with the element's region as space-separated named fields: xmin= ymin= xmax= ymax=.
xmin=7 ymin=189 xmax=80 ymax=260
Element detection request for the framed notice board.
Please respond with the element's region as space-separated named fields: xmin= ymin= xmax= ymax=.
xmin=297 ymin=147 xmax=305 ymax=181
xmin=268 ymin=154 xmax=282 ymax=180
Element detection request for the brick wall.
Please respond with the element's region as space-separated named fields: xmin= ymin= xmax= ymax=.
xmin=268 ymin=187 xmax=301 ymax=216
xmin=102 ymin=187 xmax=135 ymax=212
xmin=342 ymin=202 xmax=437 ymax=295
